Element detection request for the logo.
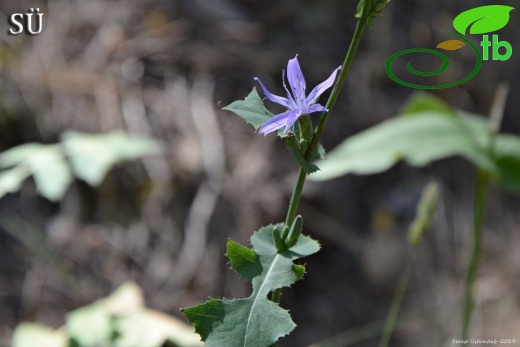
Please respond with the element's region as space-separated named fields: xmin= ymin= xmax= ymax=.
xmin=385 ymin=5 xmax=514 ymax=89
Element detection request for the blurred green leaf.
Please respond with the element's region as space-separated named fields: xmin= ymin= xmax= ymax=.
xmin=400 ymin=92 xmax=456 ymax=117
xmin=0 ymin=144 xmax=72 ymax=201
xmin=115 ymin=309 xmax=204 ymax=347
xmin=27 ymin=147 xmax=73 ymax=201
xmin=62 ymin=131 xmax=161 ymax=186
xmin=13 ymin=282 xmax=200 ymax=347
xmin=494 ymin=134 xmax=520 ymax=192
xmin=0 ymin=165 xmax=31 ymax=199
xmin=310 ymin=110 xmax=496 ymax=181
xmin=0 ymin=143 xmax=44 ymax=168
xmin=315 ymin=143 xmax=326 ymax=160
xmin=12 ymin=323 xmax=68 ymax=347
xmin=66 ymin=282 xmax=144 ymax=346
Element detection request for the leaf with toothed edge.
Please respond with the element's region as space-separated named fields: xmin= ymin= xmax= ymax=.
xmin=183 ymin=224 xmax=320 ymax=347
xmin=223 ymin=88 xmax=273 ymax=130
xmin=223 ymin=88 xmax=290 ymax=138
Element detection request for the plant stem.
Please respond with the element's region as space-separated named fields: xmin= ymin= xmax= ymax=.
xmin=461 ymin=84 xmax=508 ymax=341
xmin=461 ymin=169 xmax=488 ymax=340
xmin=284 ymin=5 xmax=372 ymax=229
xmin=378 ymin=256 xmax=414 ymax=347
xmin=271 ymin=0 xmax=373 ymax=306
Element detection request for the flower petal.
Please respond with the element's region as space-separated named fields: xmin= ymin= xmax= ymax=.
xmin=305 ymin=104 xmax=328 ymax=114
xmin=305 ymin=66 xmax=341 ymax=105
xmin=284 ymin=110 xmax=302 ymax=133
xmin=254 ymin=77 xmax=292 ymax=109
xmin=287 ymin=55 xmax=306 ymax=104
xmin=259 ymin=110 xmax=296 ymax=136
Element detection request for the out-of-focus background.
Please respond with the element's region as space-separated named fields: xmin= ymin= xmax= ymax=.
xmin=1 ymin=0 xmax=519 ymax=346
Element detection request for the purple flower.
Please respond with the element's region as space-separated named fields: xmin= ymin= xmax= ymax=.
xmin=254 ymin=55 xmax=341 ymax=136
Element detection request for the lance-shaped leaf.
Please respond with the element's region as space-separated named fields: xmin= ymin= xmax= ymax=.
xmin=453 ymin=5 xmax=514 ymax=35
xmin=183 ymin=224 xmax=320 ymax=347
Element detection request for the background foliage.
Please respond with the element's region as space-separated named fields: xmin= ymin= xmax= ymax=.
xmin=1 ymin=0 xmax=519 ymax=346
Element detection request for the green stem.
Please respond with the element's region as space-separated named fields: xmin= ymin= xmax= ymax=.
xmin=271 ymin=0 xmax=373 ymax=306
xmin=378 ymin=255 xmax=414 ymax=347
xmin=284 ymin=6 xmax=371 ymax=229
xmin=305 ymin=14 xmax=370 ymax=163
xmin=460 ymin=84 xmax=507 ymax=341
xmin=461 ymin=170 xmax=488 ymax=341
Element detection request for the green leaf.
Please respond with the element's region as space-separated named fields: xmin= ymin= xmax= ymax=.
xmin=223 ymin=88 xmax=273 ymax=130
xmin=453 ymin=5 xmax=514 ymax=35
xmin=27 ymin=147 xmax=73 ymax=201
xmin=0 ymin=144 xmax=72 ymax=201
xmin=12 ymin=323 xmax=68 ymax=347
xmin=66 ymin=282 xmax=144 ymax=346
xmin=114 ymin=309 xmax=203 ymax=347
xmin=310 ymin=110 xmax=496 ymax=181
xmin=183 ymin=224 xmax=320 ymax=347
xmin=400 ymin=92 xmax=456 ymax=117
xmin=62 ymin=131 xmax=161 ymax=186
xmin=292 ymin=265 xmax=306 ymax=281
xmin=226 ymin=239 xmax=262 ymax=282
xmin=285 ymin=137 xmax=320 ymax=174
xmin=295 ymin=116 xmax=313 ymax=152
xmin=315 ymin=143 xmax=326 ymax=160
xmin=493 ymin=134 xmax=520 ymax=192
xmin=0 ymin=165 xmax=31 ymax=199
xmin=0 ymin=143 xmax=44 ymax=168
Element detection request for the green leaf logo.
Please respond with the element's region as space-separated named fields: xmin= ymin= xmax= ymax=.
xmin=453 ymin=5 xmax=514 ymax=35
xmin=436 ymin=39 xmax=465 ymax=51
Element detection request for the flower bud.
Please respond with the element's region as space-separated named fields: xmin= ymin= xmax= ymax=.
xmin=286 ymin=215 xmax=304 ymax=248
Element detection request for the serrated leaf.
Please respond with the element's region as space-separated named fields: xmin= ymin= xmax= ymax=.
xmin=453 ymin=5 xmax=514 ymax=35
xmin=12 ymin=323 xmax=68 ymax=347
xmin=292 ymin=265 xmax=306 ymax=280
xmin=184 ymin=297 xmax=294 ymax=347
xmin=436 ymin=39 xmax=465 ymax=51
xmin=223 ymin=88 xmax=273 ymax=130
xmin=227 ymin=239 xmax=262 ymax=282
xmin=184 ymin=224 xmax=320 ymax=347
xmin=493 ymin=134 xmax=520 ymax=192
xmin=310 ymin=101 xmax=497 ymax=181
xmin=62 ymin=131 xmax=161 ymax=186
